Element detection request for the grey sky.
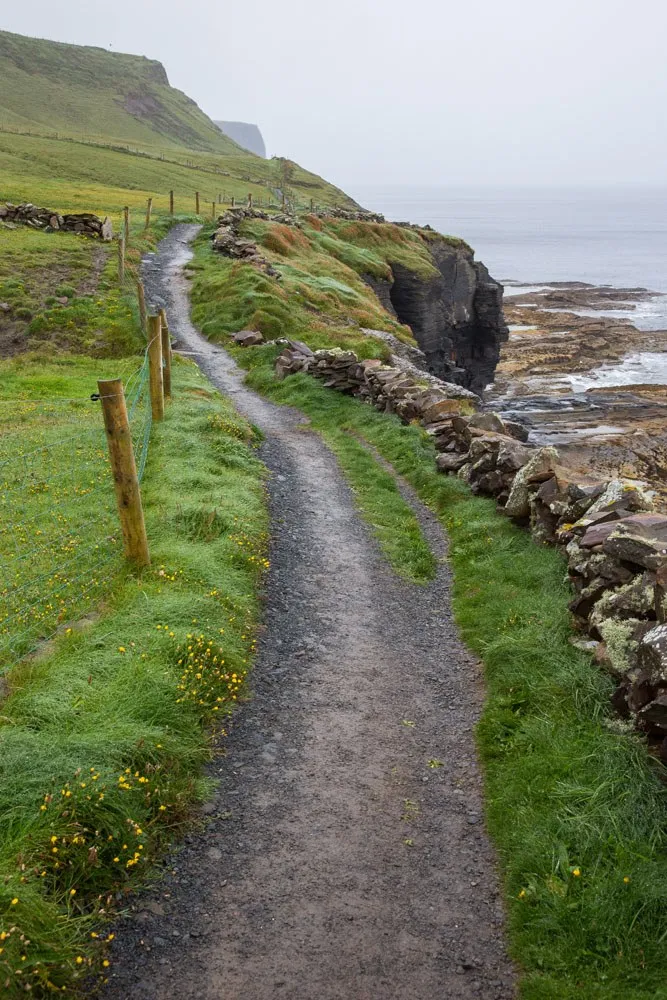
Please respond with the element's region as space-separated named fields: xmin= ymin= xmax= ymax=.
xmin=3 ymin=0 xmax=667 ymax=188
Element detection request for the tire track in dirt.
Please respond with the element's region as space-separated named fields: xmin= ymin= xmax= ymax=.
xmin=100 ymin=225 xmax=515 ymax=1000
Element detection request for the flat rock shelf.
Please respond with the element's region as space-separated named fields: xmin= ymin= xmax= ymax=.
xmin=98 ymin=225 xmax=515 ymax=1000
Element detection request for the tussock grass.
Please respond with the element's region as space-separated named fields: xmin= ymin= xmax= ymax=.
xmin=230 ymin=356 xmax=667 ymax=1000
xmin=0 ymin=362 xmax=268 ymax=995
xmin=188 ymin=228 xmax=417 ymax=355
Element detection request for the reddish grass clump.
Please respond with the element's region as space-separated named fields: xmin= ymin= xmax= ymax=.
xmin=263 ymin=224 xmax=310 ymax=257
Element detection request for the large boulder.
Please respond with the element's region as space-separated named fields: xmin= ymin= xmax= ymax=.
xmin=602 ymin=518 xmax=667 ymax=570
xmin=233 ymin=329 xmax=264 ymax=347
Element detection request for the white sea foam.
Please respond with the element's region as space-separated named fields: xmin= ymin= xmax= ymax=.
xmin=565 ymin=352 xmax=667 ymax=390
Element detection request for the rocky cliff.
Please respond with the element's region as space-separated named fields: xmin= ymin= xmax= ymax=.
xmin=215 ymin=121 xmax=266 ymax=157
xmin=365 ymin=235 xmax=508 ymax=395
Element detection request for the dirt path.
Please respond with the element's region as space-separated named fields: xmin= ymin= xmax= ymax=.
xmin=101 ymin=226 xmax=515 ymax=999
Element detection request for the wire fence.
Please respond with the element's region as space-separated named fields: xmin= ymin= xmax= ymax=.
xmin=0 ymin=169 xmax=323 ymax=673
xmin=0 ymin=315 xmax=153 ymax=675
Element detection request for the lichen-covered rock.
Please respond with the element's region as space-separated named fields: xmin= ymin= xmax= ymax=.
xmin=589 ymin=573 xmax=657 ymax=628
xmin=637 ymin=623 xmax=667 ymax=681
xmin=602 ymin=532 xmax=667 ymax=571
xmin=598 ymin=618 xmax=643 ymax=679
xmin=503 ymin=447 xmax=559 ymax=519
xmin=585 ymin=479 xmax=655 ymax=517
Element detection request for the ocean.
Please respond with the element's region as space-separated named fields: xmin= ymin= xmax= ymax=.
xmin=346 ymin=185 xmax=667 ymax=329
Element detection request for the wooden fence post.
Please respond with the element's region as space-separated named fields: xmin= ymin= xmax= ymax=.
xmin=248 ymin=193 xmax=252 ymax=208
xmin=98 ymin=378 xmax=150 ymax=567
xmin=117 ymin=234 xmax=125 ymax=284
xmin=136 ymin=279 xmax=147 ymax=334
xmin=144 ymin=197 xmax=153 ymax=230
xmin=195 ymin=191 xmax=200 ymax=214
xmin=169 ymin=189 xmax=174 ymax=214
xmin=123 ymin=206 xmax=130 ymax=245
xmin=310 ymin=198 xmax=314 ymax=212
xmin=159 ymin=308 xmax=172 ymax=399
xmin=211 ymin=200 xmax=216 ymax=220
xmin=147 ymin=314 xmax=165 ymax=421
xmin=231 ymin=195 xmax=235 ymax=207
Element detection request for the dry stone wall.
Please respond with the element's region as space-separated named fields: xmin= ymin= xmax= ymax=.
xmin=0 ymin=202 xmax=113 ymax=239
xmin=275 ymin=341 xmax=667 ymax=757
xmin=210 ymin=206 xmax=295 ymax=276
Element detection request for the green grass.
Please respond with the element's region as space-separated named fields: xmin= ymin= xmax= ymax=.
xmin=188 ymin=226 xmax=417 ymax=355
xmin=0 ymin=361 xmax=268 ymax=995
xmin=0 ymin=354 xmax=145 ymax=670
xmin=224 ymin=352 xmax=667 ymax=1000
xmin=306 ymin=421 xmax=436 ymax=583
xmin=0 ymin=29 xmax=239 ymax=152
xmin=0 ymin=228 xmax=143 ymax=356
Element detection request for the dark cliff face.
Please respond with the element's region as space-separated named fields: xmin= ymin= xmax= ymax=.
xmin=365 ymin=238 xmax=508 ymax=395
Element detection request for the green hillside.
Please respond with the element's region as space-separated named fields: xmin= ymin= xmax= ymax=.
xmin=0 ymin=29 xmax=354 ymax=211
xmin=0 ymin=29 xmax=241 ymax=151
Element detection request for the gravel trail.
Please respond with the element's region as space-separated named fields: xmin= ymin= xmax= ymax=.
xmin=101 ymin=225 xmax=515 ymax=999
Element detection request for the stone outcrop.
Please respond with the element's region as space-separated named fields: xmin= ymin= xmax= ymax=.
xmin=275 ymin=341 xmax=667 ymax=756
xmin=314 ymin=207 xmax=385 ymax=223
xmin=376 ymin=241 xmax=508 ymax=396
xmin=275 ymin=341 xmax=478 ymax=424
xmin=214 ymin=205 xmax=508 ymax=396
xmin=210 ymin=207 xmax=280 ymax=275
xmin=210 ymin=206 xmax=302 ymax=276
xmin=233 ymin=329 xmax=264 ymax=346
xmin=0 ymin=203 xmax=113 ymax=239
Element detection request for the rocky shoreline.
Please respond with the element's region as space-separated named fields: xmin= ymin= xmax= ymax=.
xmin=487 ymin=281 xmax=667 ymax=507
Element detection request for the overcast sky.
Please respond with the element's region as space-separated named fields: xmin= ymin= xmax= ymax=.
xmin=3 ymin=0 xmax=667 ymax=189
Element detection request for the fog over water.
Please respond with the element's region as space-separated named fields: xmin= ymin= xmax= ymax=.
xmin=3 ymin=0 xmax=667 ymax=190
